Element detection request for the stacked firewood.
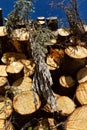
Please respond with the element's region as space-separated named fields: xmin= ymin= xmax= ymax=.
xmin=0 ymin=24 xmax=87 ymax=130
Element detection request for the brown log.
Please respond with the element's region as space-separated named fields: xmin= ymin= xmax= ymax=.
xmin=1 ymin=52 xmax=26 ymax=64
xmin=43 ymin=95 xmax=75 ymax=116
xmin=57 ymin=96 xmax=76 ymax=116
xmin=0 ymin=96 xmax=12 ymax=119
xmin=58 ymin=75 xmax=76 ymax=97
xmin=0 ymin=77 xmax=7 ymax=87
xmin=13 ymin=91 xmax=41 ymax=115
xmin=77 ymin=66 xmax=87 ymax=83
xmin=76 ymin=81 xmax=87 ymax=105
xmin=19 ymin=59 xmax=35 ymax=77
xmin=59 ymin=75 xmax=75 ymax=88
xmin=6 ymin=61 xmax=24 ymax=74
xmin=10 ymin=40 xmax=24 ymax=53
xmin=0 ymin=26 xmax=7 ymax=37
xmin=43 ymin=93 xmax=60 ymax=113
xmin=61 ymin=54 xmax=87 ymax=76
xmin=58 ymin=28 xmax=71 ymax=36
xmin=65 ymin=105 xmax=87 ymax=130
xmin=12 ymin=76 xmax=32 ymax=95
xmin=0 ymin=77 xmax=7 ymax=94
xmin=0 ymin=65 xmax=8 ymax=76
xmin=46 ymin=48 xmax=64 ymax=70
xmin=65 ymin=45 xmax=87 ymax=59
xmin=10 ymin=28 xmax=29 ymax=41
xmin=0 ymin=119 xmax=14 ymax=130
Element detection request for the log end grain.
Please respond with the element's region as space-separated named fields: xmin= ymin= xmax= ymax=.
xmin=77 ymin=67 xmax=87 ymax=83
xmin=57 ymin=96 xmax=76 ymax=116
xmin=0 ymin=119 xmax=14 ymax=130
xmin=65 ymin=45 xmax=87 ymax=59
xmin=65 ymin=105 xmax=87 ymax=130
xmin=6 ymin=61 xmax=24 ymax=74
xmin=0 ymin=96 xmax=12 ymax=119
xmin=1 ymin=52 xmax=26 ymax=64
xmin=59 ymin=75 xmax=75 ymax=88
xmin=13 ymin=91 xmax=41 ymax=115
xmin=76 ymin=81 xmax=87 ymax=105
xmin=12 ymin=77 xmax=32 ymax=95
xmin=0 ymin=26 xmax=7 ymax=37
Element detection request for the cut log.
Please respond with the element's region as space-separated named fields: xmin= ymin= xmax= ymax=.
xmin=61 ymin=54 xmax=87 ymax=76
xmin=10 ymin=32 xmax=29 ymax=53
xmin=0 ymin=96 xmax=12 ymax=119
xmin=0 ymin=119 xmax=14 ymax=130
xmin=12 ymin=77 xmax=32 ymax=95
xmin=43 ymin=95 xmax=75 ymax=116
xmin=43 ymin=93 xmax=60 ymax=113
xmin=46 ymin=55 xmax=59 ymax=70
xmin=58 ymin=28 xmax=71 ymax=36
xmin=0 ymin=65 xmax=7 ymax=76
xmin=77 ymin=66 xmax=87 ymax=83
xmin=1 ymin=52 xmax=26 ymax=64
xmin=13 ymin=91 xmax=41 ymax=115
xmin=0 ymin=77 xmax=7 ymax=87
xmin=6 ymin=61 xmax=24 ymax=74
xmin=43 ymin=96 xmax=76 ymax=116
xmin=76 ymin=81 xmax=87 ymax=105
xmin=10 ymin=28 xmax=29 ymax=41
xmin=0 ymin=77 xmax=7 ymax=94
xmin=58 ymin=75 xmax=76 ymax=97
xmin=19 ymin=59 xmax=35 ymax=77
xmin=56 ymin=96 xmax=76 ymax=116
xmin=46 ymin=16 xmax=58 ymax=31
xmin=65 ymin=105 xmax=87 ymax=130
xmin=10 ymin=40 xmax=24 ymax=53
xmin=46 ymin=48 xmax=64 ymax=70
xmin=59 ymin=75 xmax=75 ymax=88
xmin=0 ymin=26 xmax=7 ymax=37
xmin=65 ymin=45 xmax=87 ymax=59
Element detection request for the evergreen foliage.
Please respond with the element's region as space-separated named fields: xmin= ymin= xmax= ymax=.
xmin=5 ymin=0 xmax=34 ymax=34
xmin=29 ymin=27 xmax=57 ymax=111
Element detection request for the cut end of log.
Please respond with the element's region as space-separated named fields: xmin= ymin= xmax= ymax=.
xmin=77 ymin=66 xmax=87 ymax=83
xmin=10 ymin=28 xmax=29 ymax=41
xmin=0 ymin=65 xmax=8 ymax=76
xmin=1 ymin=52 xmax=26 ymax=64
xmin=65 ymin=105 xmax=87 ymax=130
xmin=0 ymin=26 xmax=7 ymax=37
xmin=46 ymin=56 xmax=60 ymax=70
xmin=46 ymin=48 xmax=64 ymax=70
xmin=0 ymin=119 xmax=14 ymax=130
xmin=19 ymin=59 xmax=35 ymax=76
xmin=57 ymin=96 xmax=76 ymax=116
xmin=59 ymin=75 xmax=75 ymax=88
xmin=76 ymin=81 xmax=87 ymax=105
xmin=65 ymin=45 xmax=87 ymax=59
xmin=6 ymin=61 xmax=24 ymax=74
xmin=12 ymin=77 xmax=32 ymax=95
xmin=13 ymin=91 xmax=41 ymax=115
xmin=58 ymin=28 xmax=71 ymax=36
xmin=0 ymin=77 xmax=7 ymax=87
xmin=0 ymin=96 xmax=12 ymax=119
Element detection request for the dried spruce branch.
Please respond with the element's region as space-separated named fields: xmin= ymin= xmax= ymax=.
xmin=50 ymin=0 xmax=85 ymax=35
xmin=29 ymin=27 xmax=58 ymax=111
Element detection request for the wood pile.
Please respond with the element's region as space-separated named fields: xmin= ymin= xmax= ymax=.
xmin=0 ymin=25 xmax=87 ymax=130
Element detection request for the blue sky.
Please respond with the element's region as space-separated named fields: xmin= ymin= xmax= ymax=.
xmin=0 ymin=0 xmax=87 ymax=25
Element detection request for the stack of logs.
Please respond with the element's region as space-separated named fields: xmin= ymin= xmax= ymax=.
xmin=0 ymin=23 xmax=87 ymax=130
